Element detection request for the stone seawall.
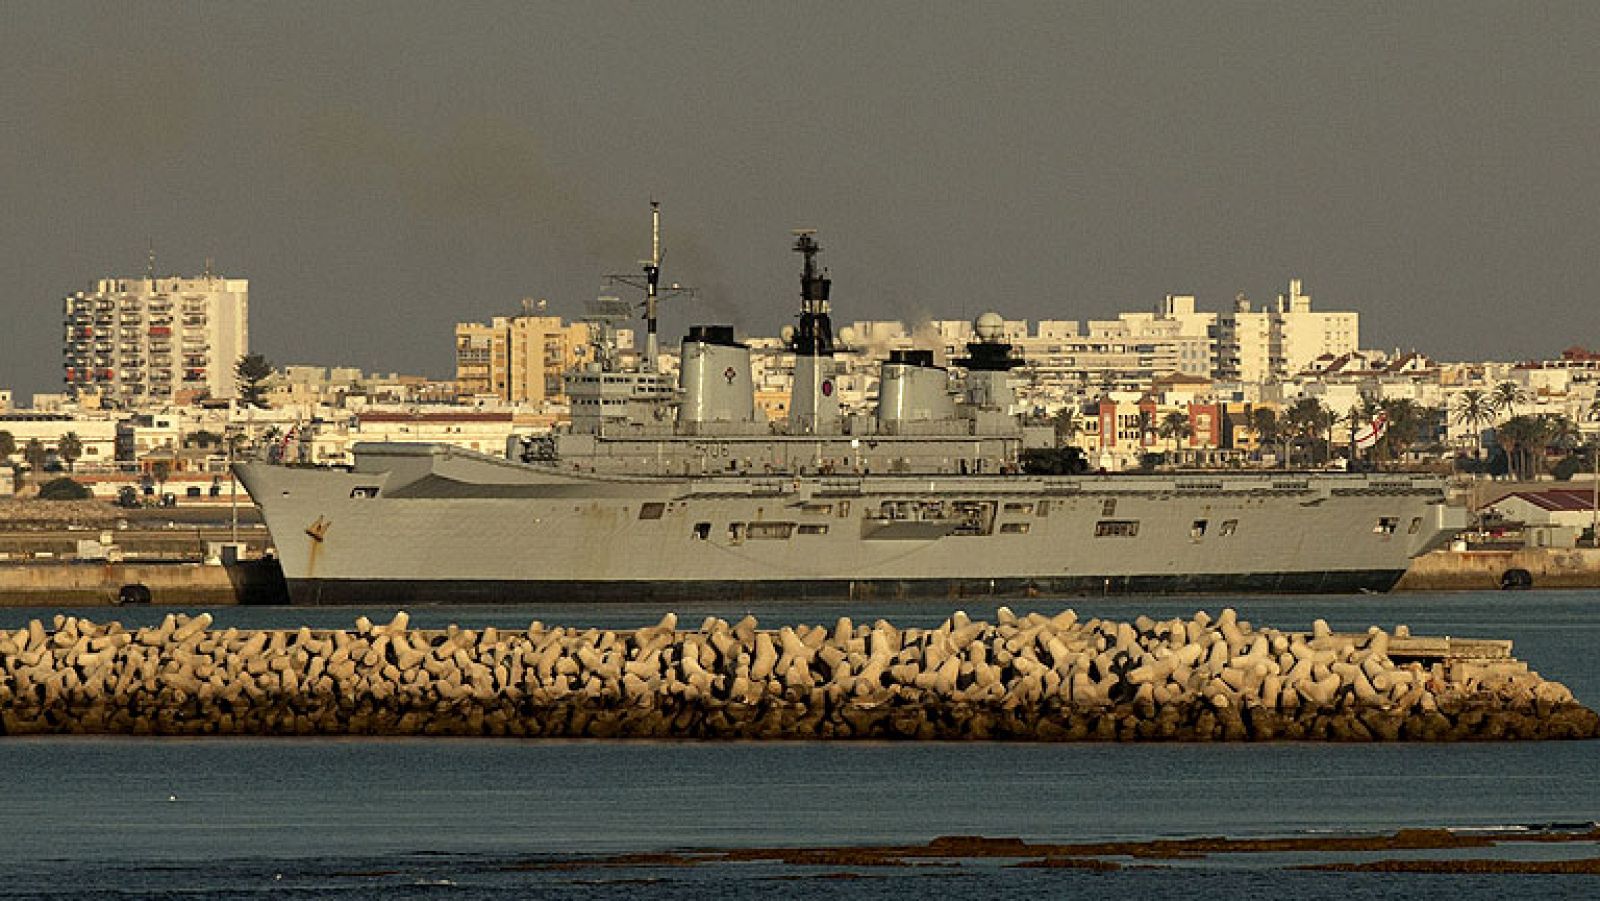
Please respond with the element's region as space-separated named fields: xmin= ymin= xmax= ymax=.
xmin=1 ymin=610 xmax=1594 ymax=740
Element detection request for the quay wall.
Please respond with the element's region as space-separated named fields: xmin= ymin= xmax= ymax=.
xmin=1396 ymin=548 xmax=1600 ymax=591
xmin=0 ymin=561 xmax=281 ymax=607
xmin=1 ymin=609 xmax=1593 ymax=741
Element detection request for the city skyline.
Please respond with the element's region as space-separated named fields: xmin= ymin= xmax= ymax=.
xmin=4 ymin=3 xmax=1598 ymax=398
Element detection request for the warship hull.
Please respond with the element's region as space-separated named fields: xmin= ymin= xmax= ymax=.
xmin=237 ymin=444 xmax=1456 ymax=605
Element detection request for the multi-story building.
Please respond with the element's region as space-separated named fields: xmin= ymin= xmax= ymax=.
xmin=62 ymin=272 xmax=248 ymax=407
xmin=454 ymin=315 xmax=590 ymax=405
xmin=1214 ymin=279 xmax=1358 ymax=383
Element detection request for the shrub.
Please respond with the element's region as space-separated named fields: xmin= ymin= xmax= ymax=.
xmin=36 ymin=477 xmax=92 ymax=501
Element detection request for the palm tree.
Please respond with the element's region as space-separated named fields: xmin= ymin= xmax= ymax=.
xmin=1159 ymin=410 xmax=1192 ymax=458
xmin=151 ymin=459 xmax=173 ymax=495
xmin=23 ymin=438 xmax=47 ymax=474
xmin=1497 ymin=415 xmax=1556 ymax=480
xmin=1285 ymin=397 xmax=1333 ymax=467
xmin=1136 ymin=409 xmax=1155 ymax=448
xmin=1492 ymin=381 xmax=1528 ymax=417
xmin=57 ymin=432 xmax=83 ymax=473
xmin=1376 ymin=398 xmax=1424 ymax=465
xmin=1247 ymin=407 xmax=1278 ymax=462
xmin=1451 ymin=388 xmax=1497 ymax=454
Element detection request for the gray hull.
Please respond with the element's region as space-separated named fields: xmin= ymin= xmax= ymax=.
xmin=238 ymin=444 xmax=1456 ymax=605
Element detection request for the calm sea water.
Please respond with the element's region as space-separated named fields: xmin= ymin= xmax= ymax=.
xmin=2 ymin=590 xmax=1599 ymax=898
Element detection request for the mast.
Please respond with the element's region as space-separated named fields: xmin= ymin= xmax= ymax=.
xmin=786 ymin=230 xmax=839 ymax=437
xmin=643 ymin=201 xmax=662 ymax=371
xmin=790 ymin=229 xmax=834 ymax=357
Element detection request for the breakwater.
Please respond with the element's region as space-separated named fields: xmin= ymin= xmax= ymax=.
xmin=1 ymin=609 xmax=1593 ymax=740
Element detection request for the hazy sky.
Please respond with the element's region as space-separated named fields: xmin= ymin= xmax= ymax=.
xmin=3 ymin=2 xmax=1598 ymax=398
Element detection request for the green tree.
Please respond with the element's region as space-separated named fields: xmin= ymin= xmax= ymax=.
xmin=1051 ymin=405 xmax=1081 ymax=447
xmin=235 ymin=353 xmax=275 ymax=408
xmin=36 ymin=477 xmax=91 ymax=501
xmin=185 ymin=429 xmax=222 ymax=450
xmin=57 ymin=432 xmax=83 ymax=472
xmin=0 ymin=430 xmax=14 ymax=461
xmin=23 ymin=438 xmax=47 ymax=473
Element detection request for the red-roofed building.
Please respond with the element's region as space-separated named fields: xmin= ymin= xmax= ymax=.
xmin=1483 ymin=487 xmax=1599 ymax=530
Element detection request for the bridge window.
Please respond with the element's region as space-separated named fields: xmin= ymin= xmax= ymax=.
xmin=746 ymin=522 xmax=795 ymax=540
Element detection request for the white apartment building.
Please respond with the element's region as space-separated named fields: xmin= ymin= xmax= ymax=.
xmin=63 ymin=272 xmax=249 ymax=407
xmin=1215 ymin=279 xmax=1358 ymax=383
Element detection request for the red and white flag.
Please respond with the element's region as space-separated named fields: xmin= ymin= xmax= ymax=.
xmin=1354 ymin=413 xmax=1388 ymax=450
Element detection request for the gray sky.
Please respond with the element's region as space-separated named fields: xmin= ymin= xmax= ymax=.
xmin=3 ymin=2 xmax=1598 ymax=398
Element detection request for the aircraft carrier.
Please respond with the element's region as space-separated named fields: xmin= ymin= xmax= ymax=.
xmin=238 ymin=209 xmax=1458 ymax=604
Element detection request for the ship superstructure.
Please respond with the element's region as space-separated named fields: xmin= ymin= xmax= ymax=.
xmin=238 ymin=208 xmax=1458 ymax=604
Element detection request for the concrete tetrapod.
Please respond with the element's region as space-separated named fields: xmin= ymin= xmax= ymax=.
xmin=0 ymin=610 xmax=1595 ymax=741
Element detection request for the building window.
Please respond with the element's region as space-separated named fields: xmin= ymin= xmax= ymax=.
xmin=1102 ymin=498 xmax=1117 ymax=517
xmin=1219 ymin=519 xmax=1238 ymax=537
xmin=1094 ymin=520 xmax=1140 ymax=538
xmin=1374 ymin=517 xmax=1399 ymax=535
xmin=797 ymin=524 xmax=829 ymax=536
xmin=1191 ymin=519 xmax=1208 ymax=539
xmin=692 ymin=522 xmax=711 ymax=540
xmin=349 ymin=486 xmax=380 ymax=499
xmin=638 ymin=502 xmax=665 ymax=520
xmin=1000 ymin=522 xmax=1030 ymax=534
xmin=1003 ymin=502 xmax=1034 ymax=514
xmin=1408 ymin=516 xmax=1423 ymax=535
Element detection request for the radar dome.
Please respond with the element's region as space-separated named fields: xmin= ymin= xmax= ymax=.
xmin=780 ymin=325 xmax=797 ymax=344
xmin=837 ymin=325 xmax=858 ymax=347
xmin=974 ymin=311 xmax=1005 ymax=342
